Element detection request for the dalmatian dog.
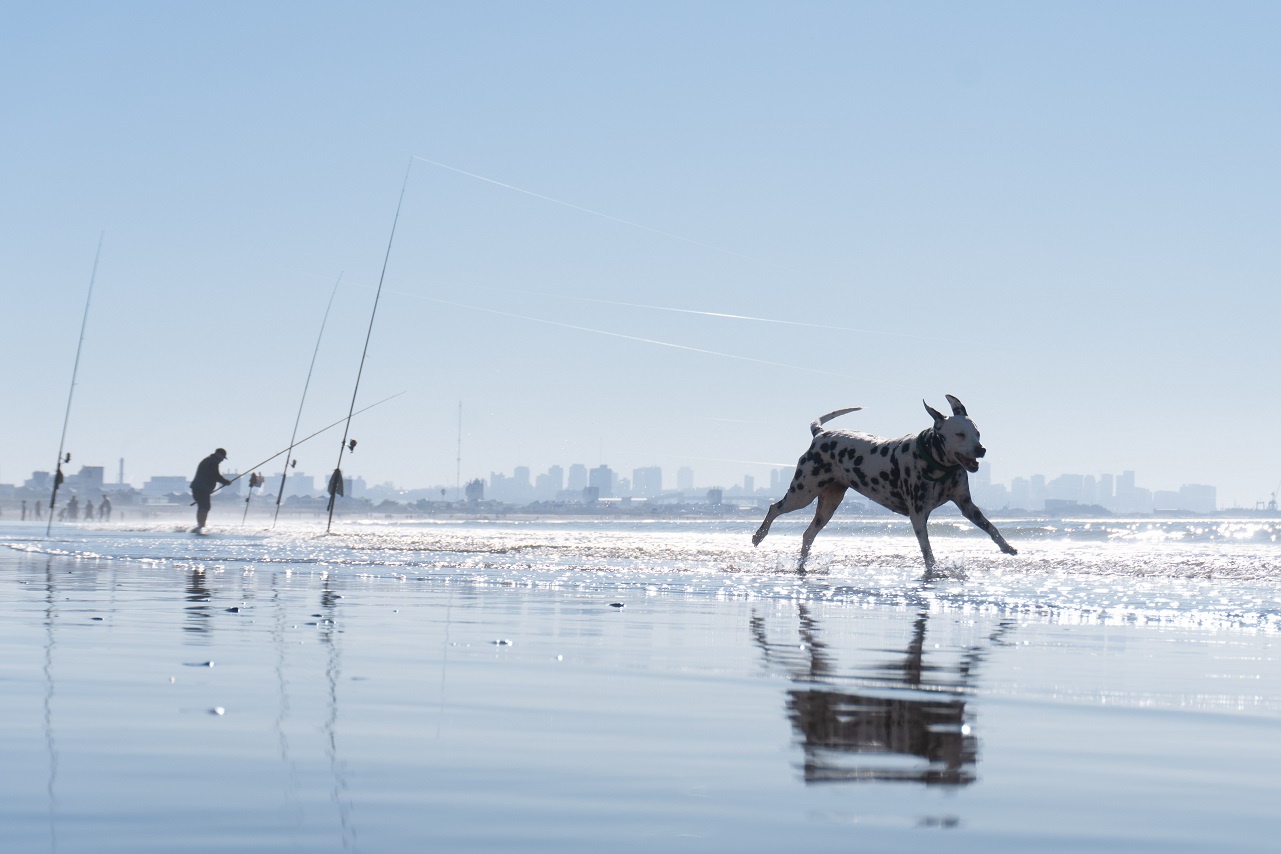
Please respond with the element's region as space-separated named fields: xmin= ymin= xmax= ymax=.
xmin=753 ymin=395 xmax=1017 ymax=570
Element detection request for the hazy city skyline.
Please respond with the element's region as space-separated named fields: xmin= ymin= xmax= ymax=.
xmin=4 ymin=455 xmax=1228 ymax=514
xmin=5 ymin=4 xmax=1279 ymax=511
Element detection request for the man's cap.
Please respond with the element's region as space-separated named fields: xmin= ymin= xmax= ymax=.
xmin=215 ymin=448 xmax=228 ymax=458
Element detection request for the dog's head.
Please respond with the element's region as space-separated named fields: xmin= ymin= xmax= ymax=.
xmin=924 ymin=394 xmax=986 ymax=473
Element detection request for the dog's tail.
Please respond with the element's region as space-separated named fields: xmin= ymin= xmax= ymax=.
xmin=810 ymin=407 xmax=862 ymax=436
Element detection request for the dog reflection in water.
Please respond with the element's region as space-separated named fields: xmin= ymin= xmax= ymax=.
xmin=751 ymin=604 xmax=1014 ymax=785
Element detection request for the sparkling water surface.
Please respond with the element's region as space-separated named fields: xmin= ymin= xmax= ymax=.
xmin=13 ymin=516 xmax=1279 ymax=629
xmin=2 ymin=517 xmax=1279 ymax=852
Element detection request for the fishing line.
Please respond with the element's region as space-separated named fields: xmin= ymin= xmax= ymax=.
xmin=387 ymin=289 xmax=911 ymax=388
xmin=413 ymin=156 xmax=775 ymax=268
xmin=47 ymin=233 xmax=103 ymax=537
xmin=273 ymin=274 xmax=343 ymax=527
xmin=326 ymin=161 xmax=413 ymax=533
xmin=203 ymin=392 xmax=406 ymax=501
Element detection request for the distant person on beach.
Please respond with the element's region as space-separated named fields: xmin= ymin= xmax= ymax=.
xmin=100 ymin=496 xmax=112 ymax=521
xmin=33 ymin=500 xmax=42 ymax=520
xmin=64 ymin=495 xmax=79 ymax=522
xmin=191 ymin=448 xmax=231 ymax=534
xmin=21 ymin=500 xmax=27 ymax=520
xmin=84 ymin=499 xmax=95 ymax=521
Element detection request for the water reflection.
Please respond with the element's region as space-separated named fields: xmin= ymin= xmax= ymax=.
xmin=42 ymin=557 xmax=60 ymax=853
xmin=184 ymin=569 xmax=212 ymax=638
xmin=752 ymin=603 xmax=1013 ymax=786
xmin=319 ymin=578 xmax=356 ymax=851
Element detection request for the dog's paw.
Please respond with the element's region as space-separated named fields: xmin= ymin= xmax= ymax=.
xmin=1002 ymin=544 xmax=1018 ymax=556
xmin=751 ymin=531 xmax=765 ymax=546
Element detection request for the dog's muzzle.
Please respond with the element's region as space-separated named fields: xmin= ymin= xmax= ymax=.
xmin=958 ymin=446 xmax=985 ymax=473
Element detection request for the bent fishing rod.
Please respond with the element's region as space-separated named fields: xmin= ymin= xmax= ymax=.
xmin=47 ymin=233 xmax=103 ymax=537
xmin=273 ymin=274 xmax=343 ymax=528
xmin=326 ymin=160 xmax=412 ymax=533
xmin=199 ymin=391 xmax=405 ymax=503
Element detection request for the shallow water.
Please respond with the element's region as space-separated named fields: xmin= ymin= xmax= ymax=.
xmin=2 ymin=518 xmax=1279 ymax=852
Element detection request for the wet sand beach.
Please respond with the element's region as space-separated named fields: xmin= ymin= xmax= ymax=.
xmin=2 ymin=520 xmax=1280 ymax=852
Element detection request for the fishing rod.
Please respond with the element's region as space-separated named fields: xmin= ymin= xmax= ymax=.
xmin=199 ymin=391 xmax=405 ymax=503
xmin=47 ymin=234 xmax=103 ymax=537
xmin=326 ymin=161 xmax=413 ymax=533
xmin=273 ymin=274 xmax=343 ymax=527
xmin=241 ymin=472 xmax=265 ymax=525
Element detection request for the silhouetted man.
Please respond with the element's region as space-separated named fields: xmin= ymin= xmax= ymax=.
xmin=191 ymin=448 xmax=231 ymax=534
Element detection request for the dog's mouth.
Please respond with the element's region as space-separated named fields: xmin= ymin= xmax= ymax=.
xmin=958 ymin=455 xmax=980 ymax=472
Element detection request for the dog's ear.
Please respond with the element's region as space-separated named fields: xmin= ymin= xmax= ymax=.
xmin=924 ymin=400 xmax=946 ymax=429
xmin=945 ymin=394 xmax=967 ymax=417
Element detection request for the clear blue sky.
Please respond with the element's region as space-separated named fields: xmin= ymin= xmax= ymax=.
xmin=3 ymin=1 xmax=1278 ymax=507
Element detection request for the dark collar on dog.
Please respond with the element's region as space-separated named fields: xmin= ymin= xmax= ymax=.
xmin=916 ymin=430 xmax=961 ymax=481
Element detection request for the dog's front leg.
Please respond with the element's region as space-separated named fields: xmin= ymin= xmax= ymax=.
xmin=954 ymin=495 xmax=1018 ymax=556
xmin=908 ymin=511 xmax=936 ymax=570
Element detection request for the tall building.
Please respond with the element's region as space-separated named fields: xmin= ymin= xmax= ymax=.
xmin=632 ymin=466 xmax=662 ymax=498
xmin=1047 ymin=474 xmax=1086 ymax=504
xmin=1009 ymin=477 xmax=1030 ymax=509
xmin=567 ymin=464 xmax=587 ymax=492
xmin=1030 ymin=474 xmax=1046 ymax=510
xmin=589 ymin=465 xmax=615 ymax=499
xmin=1179 ymin=484 xmax=1217 ymax=514
xmin=1115 ymin=471 xmax=1138 ymax=512
xmin=488 ymin=469 xmax=533 ymax=504
xmin=1098 ymin=473 xmax=1115 ymax=509
xmin=535 ymin=465 xmax=564 ymax=501
xmin=281 ymin=472 xmax=316 ymax=497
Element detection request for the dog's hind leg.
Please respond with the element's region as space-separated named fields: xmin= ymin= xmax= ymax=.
xmin=753 ymin=482 xmax=818 ymax=546
xmin=798 ymin=484 xmax=847 ymax=570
